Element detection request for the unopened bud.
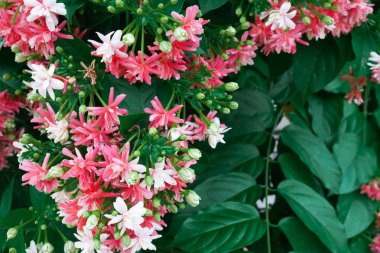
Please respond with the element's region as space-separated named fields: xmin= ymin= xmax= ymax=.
xmin=145 ymin=175 xmax=154 ymax=187
xmin=145 ymin=209 xmax=153 ymax=216
xmin=159 ymin=41 xmax=172 ymax=53
xmin=185 ymin=190 xmax=201 ymax=207
xmin=123 ymin=33 xmax=135 ymax=46
xmin=157 ymin=27 xmax=164 ymax=34
xmin=116 ymin=0 xmax=124 ymax=7
xmin=221 ymin=108 xmax=230 ymax=114
xmin=154 ymin=212 xmax=161 ymax=221
xmin=136 ymin=8 xmax=143 ymax=15
xmin=122 ymin=234 xmax=131 ymax=248
xmin=9 ymin=248 xmax=17 ymax=253
xmin=45 ymin=166 xmax=64 ymax=180
xmin=225 ymin=26 xmax=236 ymax=37
xmin=6 ymin=228 xmax=17 ymax=240
xmin=321 ymin=15 xmax=334 ymax=26
xmin=149 ymin=127 xmax=158 ymax=136
xmin=196 ymin=92 xmax=205 ymax=100
xmin=64 ymin=241 xmax=77 ymax=253
xmin=302 ymin=16 xmax=311 ymax=25
xmin=2 ymin=73 xmax=12 ymax=81
xmin=94 ymin=239 xmax=101 ymax=250
xmin=107 ymin=5 xmax=116 ymax=13
xmin=229 ymin=101 xmax=239 ymax=110
xmin=235 ymin=7 xmax=242 ymax=16
xmin=240 ymin=21 xmax=250 ymax=30
xmin=85 ymin=214 xmax=98 ymax=230
xmin=42 ymin=243 xmax=54 ymax=253
xmin=225 ymin=82 xmax=239 ymax=92
xmin=188 ymin=148 xmax=202 ymax=160
xmin=173 ymin=27 xmax=188 ymax=42
xmin=153 ymin=197 xmax=161 ymax=208
xmin=170 ymin=0 xmax=178 ymax=4
xmin=11 ymin=45 xmax=21 ymax=53
xmin=178 ymin=168 xmax=195 ymax=183
xmin=168 ymin=204 xmax=178 ymax=213
xmin=158 ymin=3 xmax=164 ymax=9
xmin=127 ymin=171 xmax=140 ymax=185
xmin=15 ymin=53 xmax=27 ymax=63
xmin=79 ymin=105 xmax=87 ymax=113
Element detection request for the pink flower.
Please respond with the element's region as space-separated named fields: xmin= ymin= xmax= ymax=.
xmin=362 ymin=180 xmax=380 ymax=200
xmin=371 ymin=234 xmax=380 ymax=253
xmin=20 ymin=154 xmax=58 ymax=192
xmin=123 ymin=52 xmax=161 ymax=85
xmin=87 ymin=87 xmax=128 ymax=130
xmin=24 ymin=0 xmax=67 ymax=31
xmin=171 ymin=5 xmax=208 ymax=42
xmin=149 ymin=160 xmax=177 ymax=190
xmin=144 ymin=96 xmax=184 ymax=129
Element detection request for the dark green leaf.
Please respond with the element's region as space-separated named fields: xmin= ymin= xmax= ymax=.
xmin=279 ymin=216 xmax=329 ymax=253
xmin=173 ymin=202 xmax=266 ymax=252
xmin=281 ymin=125 xmax=341 ymax=193
xmin=61 ymin=0 xmax=85 ymax=23
xmin=337 ymin=192 xmax=376 ymax=238
xmin=0 ymin=178 xmax=14 ymax=218
xmin=199 ymin=0 xmax=229 ymax=14
xmin=278 ymin=180 xmax=350 ymax=253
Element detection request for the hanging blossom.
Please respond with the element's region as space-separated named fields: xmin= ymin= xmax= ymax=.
xmin=263 ymin=1 xmax=297 ymax=31
xmin=368 ymin=52 xmax=380 ymax=84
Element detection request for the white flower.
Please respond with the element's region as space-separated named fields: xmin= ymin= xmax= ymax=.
xmin=88 ymin=30 xmax=127 ymax=63
xmin=85 ymin=214 xmax=99 ymax=230
xmin=64 ymin=241 xmax=77 ymax=253
xmin=149 ymin=161 xmax=177 ymax=189
xmin=205 ymin=118 xmax=230 ymax=149
xmin=368 ymin=51 xmax=380 ymax=70
xmin=46 ymin=118 xmax=69 ymax=144
xmin=13 ymin=141 xmax=31 ymax=162
xmin=265 ymin=2 xmax=297 ymax=30
xmin=74 ymin=229 xmax=110 ymax=253
xmin=178 ymin=168 xmax=195 ymax=183
xmin=104 ymin=198 xmax=146 ymax=236
xmin=26 ymin=240 xmax=43 ymax=253
xmin=24 ymin=0 xmax=67 ymax=31
xmin=127 ymin=227 xmax=161 ymax=253
xmin=25 ymin=63 xmax=64 ymax=101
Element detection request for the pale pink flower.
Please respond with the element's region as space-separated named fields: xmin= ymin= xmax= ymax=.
xmin=149 ymin=160 xmax=177 ymax=190
xmin=24 ymin=0 xmax=67 ymax=31
xmin=128 ymin=227 xmax=161 ymax=253
xmin=206 ymin=117 xmax=230 ymax=149
xmin=25 ymin=63 xmax=64 ymax=100
xmin=105 ymin=197 xmax=146 ymax=236
xmin=368 ymin=52 xmax=380 ymax=83
xmin=123 ymin=52 xmax=161 ymax=85
xmin=87 ymin=87 xmax=128 ymax=130
xmin=20 ymin=153 xmax=58 ymax=192
xmin=371 ymin=234 xmax=380 ymax=253
xmin=264 ymin=1 xmax=297 ymax=30
xmin=88 ymin=30 xmax=128 ymax=63
xmin=74 ymin=228 xmax=111 ymax=253
xmin=171 ymin=5 xmax=208 ymax=42
xmin=144 ymin=96 xmax=184 ymax=129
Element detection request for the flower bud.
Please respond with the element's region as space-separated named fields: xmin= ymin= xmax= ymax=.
xmin=178 ymin=168 xmax=195 ymax=183
xmin=2 ymin=73 xmax=12 ymax=81
xmin=158 ymin=3 xmax=164 ymax=9
xmin=168 ymin=204 xmax=178 ymax=213
xmin=64 ymin=241 xmax=77 ymax=253
xmin=170 ymin=0 xmax=178 ymax=4
xmin=229 ymin=101 xmax=239 ymax=110
xmin=154 ymin=212 xmax=161 ymax=221
xmin=145 ymin=175 xmax=154 ymax=187
xmin=149 ymin=127 xmax=158 ymax=136
xmin=239 ymin=16 xmax=246 ymax=23
xmin=42 ymin=243 xmax=54 ymax=253
xmin=123 ymin=33 xmax=135 ymax=46
xmin=40 ymin=224 xmax=47 ymax=230
xmin=45 ymin=166 xmax=64 ymax=180
xmin=321 ymin=15 xmax=334 ymax=26
xmin=240 ymin=21 xmax=250 ymax=30
xmin=114 ymin=231 xmax=121 ymax=240
xmin=160 ymin=16 xmax=168 ymax=23
xmin=15 ymin=53 xmax=27 ymax=63
xmin=302 ymin=16 xmax=311 ymax=25
xmin=127 ymin=171 xmax=140 ymax=185
xmin=225 ymin=26 xmax=236 ymax=37
xmin=11 ymin=45 xmax=21 ymax=53
xmin=159 ymin=41 xmax=172 ymax=53
xmin=188 ymin=148 xmax=202 ymax=160
xmin=221 ymin=53 xmax=229 ymax=60
xmin=79 ymin=105 xmax=87 ymax=113
xmin=235 ymin=7 xmax=242 ymax=16
xmin=153 ymin=197 xmax=161 ymax=208
xmin=185 ymin=190 xmax=201 ymax=207
xmin=157 ymin=27 xmax=164 ymax=34
xmin=196 ymin=92 xmax=205 ymax=100
xmin=116 ymin=0 xmax=124 ymax=7
xmin=145 ymin=209 xmax=153 ymax=216
xmin=7 ymin=228 xmax=17 ymax=240
xmin=85 ymin=214 xmax=98 ymax=230
xmin=136 ymin=8 xmax=143 ymax=15
xmin=9 ymin=248 xmax=17 ymax=253
xmin=122 ymin=234 xmax=131 ymax=248
xmin=173 ymin=27 xmax=189 ymax=42
xmin=107 ymin=5 xmax=116 ymax=13
xmin=94 ymin=239 xmax=101 ymax=250
xmin=225 ymin=82 xmax=239 ymax=92
xmin=83 ymin=211 xmax=91 ymax=219
xmin=221 ymin=108 xmax=230 ymax=114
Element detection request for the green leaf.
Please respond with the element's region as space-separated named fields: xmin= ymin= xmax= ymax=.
xmin=61 ymin=0 xmax=86 ymax=23
xmin=279 ymin=217 xmax=329 ymax=253
xmin=333 ymin=133 xmax=377 ymax=193
xmin=172 ymin=202 xmax=266 ymax=252
xmin=55 ymin=35 xmax=93 ymax=64
xmin=0 ymin=178 xmax=14 ymax=218
xmin=278 ymin=153 xmax=323 ymax=195
xmin=308 ymin=94 xmax=343 ymax=144
xmin=0 ymin=208 xmax=34 ymax=227
xmin=350 ymin=236 xmax=372 ymax=253
xmin=281 ymin=125 xmax=341 ymax=193
xmin=0 ymin=47 xmax=24 ymax=92
xmin=337 ymin=192 xmax=376 ymax=238
xmin=30 ymin=186 xmax=47 ymax=211
xmin=293 ymin=37 xmax=344 ymax=98
xmin=199 ymin=0 xmax=229 ymax=14
xmin=278 ymin=180 xmax=350 ymax=253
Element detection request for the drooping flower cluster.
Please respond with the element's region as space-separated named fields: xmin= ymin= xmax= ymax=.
xmin=0 ymin=90 xmax=23 ymax=170
xmin=341 ymin=67 xmax=367 ymax=105
xmin=250 ymin=0 xmax=373 ymax=54
xmin=368 ymin=52 xmax=380 ymax=84
xmin=362 ymin=180 xmax=380 ymax=252
xmin=0 ymin=0 xmax=72 ymax=60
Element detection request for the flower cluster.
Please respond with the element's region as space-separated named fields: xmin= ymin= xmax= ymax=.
xmin=368 ymin=52 xmax=380 ymax=84
xmin=341 ymin=67 xmax=367 ymax=105
xmin=362 ymin=180 xmax=380 ymax=252
xmin=249 ymin=0 xmax=373 ymax=54
xmin=0 ymin=90 xmax=23 ymax=170
xmin=0 ymin=0 xmax=72 ymax=60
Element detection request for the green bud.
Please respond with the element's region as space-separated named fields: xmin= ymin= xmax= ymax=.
xmin=235 ymin=7 xmax=242 ymax=16
xmin=302 ymin=16 xmax=311 ymax=25
xmin=158 ymin=3 xmax=164 ymax=9
xmin=149 ymin=127 xmax=158 ymax=136
xmin=83 ymin=211 xmax=92 ymax=219
xmin=2 ymin=73 xmax=12 ymax=81
xmin=154 ymin=212 xmax=161 ymax=221
xmin=85 ymin=214 xmax=99 ymax=230
xmin=222 ymin=108 xmax=230 ymax=114
xmin=153 ymin=197 xmax=161 ymax=208
xmin=79 ymin=105 xmax=87 ymax=113
xmin=182 ymin=155 xmax=191 ymax=162
xmin=40 ymin=224 xmax=47 ymax=230
xmin=219 ymin=29 xmax=226 ymax=36
xmin=225 ymin=82 xmax=239 ymax=92
xmin=196 ymin=92 xmax=205 ymax=100
xmin=206 ymin=100 xmax=212 ymax=105
xmin=11 ymin=45 xmax=21 ymax=53
xmin=145 ymin=175 xmax=154 ymax=187
xmin=170 ymin=0 xmax=178 ymax=4
xmin=185 ymin=190 xmax=201 ymax=207
xmin=122 ymin=234 xmax=131 ymax=248
xmin=127 ymin=171 xmax=140 ymax=185
xmin=64 ymin=241 xmax=77 ymax=253
xmin=6 ymin=228 xmax=17 ymax=241
xmin=178 ymin=167 xmax=195 ymax=182
xmin=178 ymin=203 xmax=185 ymax=209
xmin=42 ymin=243 xmax=54 ymax=253
xmin=145 ymin=209 xmax=153 ymax=216
xmin=225 ymin=26 xmax=236 ymax=37
xmin=159 ymin=40 xmax=172 ymax=53
xmin=323 ymin=2 xmax=331 ymax=8
xmin=79 ymin=91 xmax=86 ymax=98
xmin=116 ymin=0 xmax=124 ymax=8
xmin=9 ymin=248 xmax=17 ymax=253
xmin=239 ymin=16 xmax=246 ymax=23
xmin=188 ymin=148 xmax=202 ymax=160
xmin=143 ymin=0 xmax=149 ymax=5
xmin=173 ymin=27 xmax=188 ymax=42
xmin=221 ymin=53 xmax=229 ymax=60
xmin=157 ymin=27 xmax=164 ymax=34
xmin=136 ymin=8 xmax=143 ymax=15
xmin=15 ymin=89 xmax=22 ymax=95
xmin=133 ymin=150 xmax=141 ymax=157
xmin=240 ymin=21 xmax=250 ymax=30
xmin=229 ymin=101 xmax=239 ymax=110
xmin=20 ymin=134 xmax=33 ymax=144
xmin=168 ymin=204 xmax=178 ymax=213
xmin=56 ymin=97 xmax=63 ymax=103
xmin=226 ymin=95 xmax=233 ymax=100
xmin=321 ymin=15 xmax=334 ymax=26
xmin=160 ymin=16 xmax=168 ymax=23
xmin=56 ymin=46 xmax=64 ymax=54
xmin=123 ymin=33 xmax=135 ymax=46
xmin=107 ymin=5 xmax=116 ymax=13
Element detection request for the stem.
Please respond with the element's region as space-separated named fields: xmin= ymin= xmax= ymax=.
xmin=165 ymin=87 xmax=176 ymax=110
xmin=92 ymin=86 xmax=107 ymax=106
xmin=363 ymin=83 xmax=371 ymax=145
xmin=264 ymin=107 xmax=284 ymax=253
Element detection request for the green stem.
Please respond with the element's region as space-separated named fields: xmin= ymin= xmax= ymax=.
xmin=92 ymin=86 xmax=107 ymax=106
xmin=165 ymin=87 xmax=176 ymax=110
xmin=264 ymin=107 xmax=284 ymax=253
